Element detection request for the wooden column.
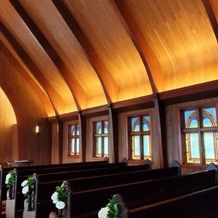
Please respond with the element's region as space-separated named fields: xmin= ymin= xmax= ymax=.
xmin=78 ymin=111 xmax=87 ymax=162
xmin=108 ymin=104 xmax=119 ymax=163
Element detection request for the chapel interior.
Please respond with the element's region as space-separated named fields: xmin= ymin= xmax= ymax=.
xmin=1 ymin=1 xmax=218 ymax=218
xmin=1 ymin=0 xmax=218 ymax=172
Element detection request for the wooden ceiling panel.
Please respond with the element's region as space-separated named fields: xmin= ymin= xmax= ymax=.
xmin=1 ymin=32 xmax=39 ymax=84
xmin=1 ymin=0 xmax=77 ymax=114
xmin=1 ymin=34 xmax=55 ymax=116
xmin=19 ymin=0 xmax=107 ymax=109
xmin=1 ymin=0 xmax=217 ymax=116
xmin=64 ymin=0 xmax=152 ymax=102
xmin=125 ymin=0 xmax=218 ymax=92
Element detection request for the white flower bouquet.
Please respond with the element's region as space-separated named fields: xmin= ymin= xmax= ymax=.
xmin=5 ymin=170 xmax=15 ymax=189
xmin=5 ymin=170 xmax=16 ymax=199
xmin=51 ymin=182 xmax=68 ymax=210
xmin=98 ymin=196 xmax=119 ymax=218
xmin=21 ymin=176 xmax=35 ymax=197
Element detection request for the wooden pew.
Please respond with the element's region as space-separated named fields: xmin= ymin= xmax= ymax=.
xmin=6 ymin=163 xmax=150 ymax=217
xmin=19 ymin=164 xmax=151 ymax=217
xmin=61 ymin=166 xmax=217 ymax=218
xmin=1 ymin=158 xmax=110 ymax=195
xmin=38 ymin=163 xmax=180 ymax=193
xmin=2 ymin=160 xmax=110 ymax=178
xmin=125 ymin=163 xmax=218 ymax=218
xmin=31 ymin=162 xmax=180 ymax=217
xmin=1 ymin=160 xmax=127 ymax=217
xmin=2 ymin=160 xmax=111 ymax=178
xmin=126 ymin=185 xmax=218 ymax=218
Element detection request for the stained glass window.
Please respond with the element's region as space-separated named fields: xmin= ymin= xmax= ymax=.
xmin=94 ymin=120 xmax=108 ymax=158
xmin=184 ymin=110 xmax=198 ymax=128
xmin=68 ymin=123 xmax=80 ymax=156
xmin=129 ymin=115 xmax=151 ymax=160
xmin=182 ymin=107 xmax=218 ymax=165
xmin=202 ymin=107 xmax=217 ymax=127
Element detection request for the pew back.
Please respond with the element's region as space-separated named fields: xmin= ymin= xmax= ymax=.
xmin=36 ymin=166 xmax=180 ymax=217
xmin=15 ymin=164 xmax=150 ymax=217
xmin=128 ymin=185 xmax=218 ymax=218
xmin=1 ymin=161 xmax=126 ymax=217
xmin=67 ymin=169 xmax=217 ymax=217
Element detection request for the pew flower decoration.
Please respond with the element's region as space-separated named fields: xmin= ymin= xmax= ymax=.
xmin=51 ymin=182 xmax=68 ymax=210
xmin=98 ymin=196 xmax=119 ymax=218
xmin=21 ymin=175 xmax=35 ymax=197
xmin=5 ymin=170 xmax=15 ymax=189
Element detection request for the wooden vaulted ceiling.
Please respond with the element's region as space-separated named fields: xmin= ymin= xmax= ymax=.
xmin=1 ymin=0 xmax=218 ymax=117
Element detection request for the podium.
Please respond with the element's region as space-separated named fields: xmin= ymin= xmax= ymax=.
xmin=7 ymin=160 xmax=33 ymax=167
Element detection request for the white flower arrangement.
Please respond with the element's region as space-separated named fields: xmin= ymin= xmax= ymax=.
xmin=21 ymin=176 xmax=35 ymax=197
xmin=98 ymin=196 xmax=119 ymax=218
xmin=51 ymin=182 xmax=68 ymax=210
xmin=98 ymin=207 xmax=109 ymax=218
xmin=5 ymin=170 xmax=15 ymax=189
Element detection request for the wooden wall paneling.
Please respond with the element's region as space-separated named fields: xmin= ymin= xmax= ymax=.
xmin=0 ymin=51 xmax=50 ymax=165
xmin=0 ymin=88 xmax=16 ymax=164
xmin=48 ymin=118 xmax=60 ymax=164
xmin=117 ymin=112 xmax=129 ymax=163
xmin=58 ymin=118 xmax=64 ymax=164
xmin=86 ymin=117 xmax=94 ymax=162
xmin=165 ymin=104 xmax=182 ymax=166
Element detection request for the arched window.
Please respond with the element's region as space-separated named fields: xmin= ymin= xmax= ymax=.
xmin=182 ymin=107 xmax=218 ymax=165
xmin=68 ymin=123 xmax=80 ymax=157
xmin=129 ymin=115 xmax=152 ymax=160
xmin=93 ymin=120 xmax=108 ymax=158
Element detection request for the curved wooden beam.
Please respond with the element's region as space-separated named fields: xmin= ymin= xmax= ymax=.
xmin=52 ymin=0 xmax=116 ymax=104
xmin=1 ymin=21 xmax=61 ymax=116
xmin=0 ymin=41 xmax=55 ymax=116
xmin=112 ymin=0 xmax=167 ymax=167
xmin=202 ymin=0 xmax=218 ymax=43
xmin=9 ymin=0 xmax=81 ymax=111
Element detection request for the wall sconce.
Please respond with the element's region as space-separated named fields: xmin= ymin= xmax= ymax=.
xmin=35 ymin=123 xmax=39 ymax=135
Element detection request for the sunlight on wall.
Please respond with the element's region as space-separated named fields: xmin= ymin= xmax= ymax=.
xmin=0 ymin=87 xmax=17 ymax=125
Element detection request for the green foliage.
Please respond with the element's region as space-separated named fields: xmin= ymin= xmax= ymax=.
xmin=106 ymin=196 xmax=119 ymax=218
xmin=5 ymin=170 xmax=15 ymax=189
xmin=56 ymin=183 xmax=68 ymax=203
xmin=26 ymin=176 xmax=35 ymax=197
xmin=21 ymin=175 xmax=35 ymax=197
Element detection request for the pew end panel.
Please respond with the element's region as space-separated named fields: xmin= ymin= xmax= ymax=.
xmin=206 ymin=162 xmax=218 ymax=184
xmin=98 ymin=194 xmax=128 ymax=218
xmin=5 ymin=168 xmax=17 ymax=218
xmin=171 ymin=160 xmax=181 ymax=175
xmin=36 ymin=179 xmax=72 ymax=218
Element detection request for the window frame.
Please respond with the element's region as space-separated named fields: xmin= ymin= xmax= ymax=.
xmin=128 ymin=114 xmax=152 ymax=161
xmin=181 ymin=105 xmax=218 ymax=165
xmin=93 ymin=120 xmax=109 ymax=158
xmin=68 ymin=122 xmax=80 ymax=158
